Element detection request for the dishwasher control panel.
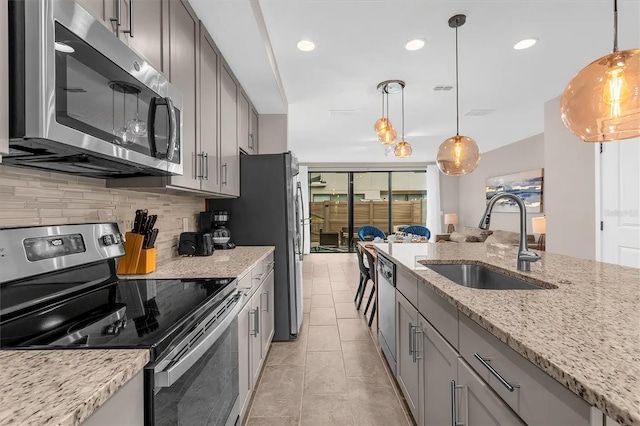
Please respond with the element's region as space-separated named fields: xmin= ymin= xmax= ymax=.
xmin=377 ymin=254 xmax=396 ymax=285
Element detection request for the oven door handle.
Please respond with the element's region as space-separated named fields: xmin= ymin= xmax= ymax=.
xmin=154 ymin=293 xmax=243 ymax=388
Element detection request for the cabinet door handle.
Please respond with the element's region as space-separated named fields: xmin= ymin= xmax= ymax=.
xmin=256 ymin=308 xmax=260 ymax=336
xmin=110 ymin=0 xmax=121 ymax=32
xmin=264 ymin=290 xmax=269 ymax=312
xmin=222 ymin=163 xmax=228 ymax=186
xmin=413 ymin=327 xmax=423 ymax=362
xmin=195 ymin=153 xmax=204 ymax=179
xmin=203 ymin=152 xmax=209 ymax=180
xmin=408 ymin=323 xmax=414 ymax=356
xmin=474 ymin=353 xmax=519 ymax=392
xmin=450 ymin=380 xmax=465 ymax=426
xmin=249 ymin=133 xmax=254 ymax=151
xmin=251 ymin=308 xmax=259 ymax=336
xmin=122 ymin=0 xmax=133 ymax=36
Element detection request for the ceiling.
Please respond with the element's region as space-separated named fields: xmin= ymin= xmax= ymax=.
xmin=192 ymin=0 xmax=640 ymax=164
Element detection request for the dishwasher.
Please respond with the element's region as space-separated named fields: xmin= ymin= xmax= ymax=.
xmin=377 ymin=254 xmax=397 ymax=374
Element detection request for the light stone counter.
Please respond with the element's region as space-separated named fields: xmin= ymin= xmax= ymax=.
xmin=374 ymin=242 xmax=640 ymax=426
xmin=122 ymin=246 xmax=275 ymax=280
xmin=0 ymin=349 xmax=149 ymax=426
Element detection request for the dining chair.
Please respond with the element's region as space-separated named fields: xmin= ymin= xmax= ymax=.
xmin=402 ymin=225 xmax=431 ymax=240
xmin=354 ymin=246 xmax=371 ymax=310
xmin=357 ymin=225 xmax=385 ymax=241
xmin=363 ymin=249 xmax=377 ymax=327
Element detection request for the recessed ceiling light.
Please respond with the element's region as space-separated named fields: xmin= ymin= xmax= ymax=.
xmin=297 ymin=40 xmax=315 ymax=52
xmin=54 ymin=42 xmax=75 ymax=53
xmin=513 ymin=38 xmax=538 ymax=50
xmin=405 ymin=39 xmax=425 ymax=51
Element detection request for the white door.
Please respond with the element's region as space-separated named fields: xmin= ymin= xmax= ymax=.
xmin=601 ymin=138 xmax=640 ymax=268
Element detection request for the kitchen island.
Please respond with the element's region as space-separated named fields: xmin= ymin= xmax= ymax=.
xmin=0 ymin=349 xmax=149 ymax=426
xmin=375 ymin=242 xmax=639 ymax=426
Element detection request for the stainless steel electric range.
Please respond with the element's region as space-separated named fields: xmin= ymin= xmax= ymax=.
xmin=0 ymin=223 xmax=242 ymax=426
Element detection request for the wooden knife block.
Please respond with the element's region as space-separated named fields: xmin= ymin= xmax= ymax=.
xmin=117 ymin=232 xmax=157 ymax=275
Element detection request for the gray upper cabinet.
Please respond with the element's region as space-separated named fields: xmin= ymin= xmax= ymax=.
xmin=76 ymin=0 xmax=115 ymax=30
xmin=249 ymin=108 xmax=259 ymax=154
xmin=117 ymin=0 xmax=165 ymax=73
xmin=198 ymin=27 xmax=220 ymax=193
xmin=238 ymin=92 xmax=250 ymax=154
xmin=220 ymin=64 xmax=239 ymax=197
xmin=167 ymin=0 xmax=198 ymax=190
xmin=457 ymin=359 xmax=525 ymax=426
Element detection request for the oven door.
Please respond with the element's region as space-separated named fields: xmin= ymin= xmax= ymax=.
xmin=147 ymin=292 xmax=243 ymax=426
xmin=9 ymin=0 xmax=182 ymax=176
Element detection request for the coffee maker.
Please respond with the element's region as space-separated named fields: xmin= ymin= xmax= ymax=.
xmin=200 ymin=211 xmax=235 ymax=250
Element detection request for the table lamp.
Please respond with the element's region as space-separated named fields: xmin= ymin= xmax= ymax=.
xmin=531 ymin=216 xmax=546 ymax=251
xmin=444 ymin=213 xmax=458 ymax=233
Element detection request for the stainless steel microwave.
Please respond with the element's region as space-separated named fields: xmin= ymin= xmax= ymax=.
xmin=6 ymin=0 xmax=183 ymax=178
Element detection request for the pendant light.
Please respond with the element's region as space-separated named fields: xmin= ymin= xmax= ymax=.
xmin=374 ymin=90 xmax=392 ymax=135
xmin=560 ymin=0 xmax=640 ymax=142
xmin=394 ymin=83 xmax=412 ymax=158
xmin=375 ymin=81 xmax=402 ymax=145
xmin=436 ymin=14 xmax=481 ymax=176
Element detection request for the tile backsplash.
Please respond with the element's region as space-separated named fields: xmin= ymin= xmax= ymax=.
xmin=0 ymin=165 xmax=205 ymax=262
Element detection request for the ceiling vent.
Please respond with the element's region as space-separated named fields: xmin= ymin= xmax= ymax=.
xmin=464 ymin=109 xmax=495 ymax=116
xmin=329 ymin=109 xmax=355 ymax=117
xmin=433 ymin=85 xmax=454 ymax=91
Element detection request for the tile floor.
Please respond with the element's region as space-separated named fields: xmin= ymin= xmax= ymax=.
xmin=244 ymin=253 xmax=412 ymax=426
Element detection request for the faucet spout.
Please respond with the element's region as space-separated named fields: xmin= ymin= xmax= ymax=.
xmin=479 ymin=192 xmax=540 ymax=272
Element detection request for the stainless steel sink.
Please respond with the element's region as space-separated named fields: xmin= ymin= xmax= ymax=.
xmin=424 ymin=263 xmax=546 ymax=290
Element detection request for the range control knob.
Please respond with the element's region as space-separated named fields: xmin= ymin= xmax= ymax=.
xmin=101 ymin=234 xmax=114 ymax=246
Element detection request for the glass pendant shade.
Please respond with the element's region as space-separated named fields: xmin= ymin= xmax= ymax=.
xmin=436 ymin=135 xmax=481 ymax=175
xmin=394 ymin=141 xmax=412 ymax=158
xmin=560 ymin=49 xmax=640 ymax=142
xmin=374 ymin=117 xmax=392 ymax=134
xmin=378 ymin=127 xmax=397 ymax=145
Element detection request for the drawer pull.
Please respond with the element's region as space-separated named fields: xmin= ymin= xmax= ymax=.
xmin=474 ymin=353 xmax=520 ymax=392
xmin=254 ymin=273 xmax=265 ymax=281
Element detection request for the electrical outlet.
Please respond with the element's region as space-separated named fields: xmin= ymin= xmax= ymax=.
xmin=182 ymin=217 xmax=189 ymax=232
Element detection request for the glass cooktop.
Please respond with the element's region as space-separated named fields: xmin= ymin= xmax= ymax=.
xmin=0 ymin=275 xmax=237 ymax=361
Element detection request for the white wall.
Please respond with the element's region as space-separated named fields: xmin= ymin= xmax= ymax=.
xmin=440 ymin=174 xmax=459 ymax=232
xmin=258 ymin=114 xmax=288 ymax=154
xmin=544 ymin=96 xmax=596 ymax=260
xmin=456 ymin=133 xmax=545 ymax=233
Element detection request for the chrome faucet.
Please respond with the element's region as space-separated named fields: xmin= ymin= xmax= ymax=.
xmin=479 ymin=192 xmax=541 ymax=272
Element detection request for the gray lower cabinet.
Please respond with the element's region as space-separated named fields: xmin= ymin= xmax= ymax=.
xmin=261 ymin=270 xmax=275 ymax=355
xmin=394 ymin=270 xmax=592 ymax=426
xmin=418 ymin=315 xmax=458 ymax=426
xmin=238 ymin=262 xmax=275 ymax=423
xmin=396 ymin=290 xmax=420 ymax=420
xmin=456 ymin=359 xmax=525 ymax=426
xmin=238 ymin=296 xmax=253 ymax=420
xmin=220 ymin=64 xmax=239 ymax=196
xmin=82 ymin=371 xmax=144 ymax=425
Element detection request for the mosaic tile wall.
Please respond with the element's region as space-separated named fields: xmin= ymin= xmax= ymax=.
xmin=0 ymin=165 xmax=205 ymax=262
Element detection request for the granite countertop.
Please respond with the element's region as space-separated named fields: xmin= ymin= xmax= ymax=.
xmin=0 ymin=349 xmax=149 ymax=426
xmin=122 ymin=246 xmax=275 ymax=280
xmin=374 ymin=242 xmax=640 ymax=426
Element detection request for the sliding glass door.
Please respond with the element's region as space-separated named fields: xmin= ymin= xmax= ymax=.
xmin=308 ymin=170 xmax=427 ymax=253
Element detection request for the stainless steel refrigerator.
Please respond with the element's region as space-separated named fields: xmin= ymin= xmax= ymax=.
xmin=207 ymin=152 xmax=304 ymax=341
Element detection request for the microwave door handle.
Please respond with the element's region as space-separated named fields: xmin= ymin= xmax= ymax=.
xmin=147 ymin=97 xmax=159 ymax=157
xmin=165 ymin=97 xmax=177 ymax=161
xmin=154 ymin=293 xmax=243 ymax=388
